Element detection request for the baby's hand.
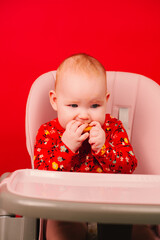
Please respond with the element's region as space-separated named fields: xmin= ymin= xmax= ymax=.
xmin=62 ymin=120 xmax=89 ymax=153
xmin=88 ymin=121 xmax=105 ymax=153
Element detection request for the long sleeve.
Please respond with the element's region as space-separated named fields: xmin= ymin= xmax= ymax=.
xmin=92 ymin=116 xmax=137 ymax=174
xmin=34 ymin=116 xmax=137 ymax=174
xmin=34 ymin=120 xmax=77 ymax=171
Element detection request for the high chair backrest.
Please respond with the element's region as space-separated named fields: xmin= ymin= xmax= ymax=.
xmin=26 ymin=71 xmax=160 ymax=174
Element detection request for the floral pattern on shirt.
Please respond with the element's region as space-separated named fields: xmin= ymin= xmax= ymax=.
xmin=34 ymin=114 xmax=137 ymax=173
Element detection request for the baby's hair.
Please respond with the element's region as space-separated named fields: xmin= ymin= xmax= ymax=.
xmin=55 ymin=53 xmax=106 ymax=89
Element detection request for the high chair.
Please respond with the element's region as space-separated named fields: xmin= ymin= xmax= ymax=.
xmin=0 ymin=71 xmax=160 ymax=240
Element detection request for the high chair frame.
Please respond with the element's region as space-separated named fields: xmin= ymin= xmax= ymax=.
xmin=0 ymin=71 xmax=160 ymax=240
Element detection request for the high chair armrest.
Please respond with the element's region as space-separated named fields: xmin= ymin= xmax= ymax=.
xmin=0 ymin=172 xmax=11 ymax=183
xmin=0 ymin=172 xmax=12 ymax=217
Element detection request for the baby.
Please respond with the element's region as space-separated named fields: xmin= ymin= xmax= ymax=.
xmin=34 ymin=53 xmax=137 ymax=240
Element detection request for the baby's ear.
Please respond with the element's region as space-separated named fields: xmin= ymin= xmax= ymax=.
xmin=49 ymin=90 xmax=57 ymax=111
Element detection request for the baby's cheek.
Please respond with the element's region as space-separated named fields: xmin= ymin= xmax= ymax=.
xmin=92 ymin=109 xmax=106 ymax=124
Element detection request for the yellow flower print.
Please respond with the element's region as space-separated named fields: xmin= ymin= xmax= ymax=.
xmin=33 ymin=155 xmax=36 ymax=161
xmin=52 ymin=162 xmax=58 ymax=170
xmin=124 ymin=138 xmax=128 ymax=143
xmin=96 ymin=168 xmax=103 ymax=173
xmin=100 ymin=144 xmax=106 ymax=155
xmin=44 ymin=130 xmax=50 ymax=135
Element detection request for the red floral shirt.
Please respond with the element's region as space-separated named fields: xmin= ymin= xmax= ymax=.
xmin=34 ymin=114 xmax=137 ymax=173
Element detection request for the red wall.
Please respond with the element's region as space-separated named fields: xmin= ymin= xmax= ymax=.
xmin=0 ymin=0 xmax=160 ymax=175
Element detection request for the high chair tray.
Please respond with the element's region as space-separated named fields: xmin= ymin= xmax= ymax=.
xmin=1 ymin=169 xmax=160 ymax=224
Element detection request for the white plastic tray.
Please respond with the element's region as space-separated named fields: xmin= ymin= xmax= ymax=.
xmin=1 ymin=169 xmax=160 ymax=224
xmin=6 ymin=169 xmax=160 ymax=205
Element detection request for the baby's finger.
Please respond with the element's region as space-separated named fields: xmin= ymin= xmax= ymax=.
xmin=70 ymin=121 xmax=82 ymax=132
xmin=89 ymin=121 xmax=102 ymax=130
xmin=76 ymin=123 xmax=88 ymax=135
xmin=79 ymin=132 xmax=89 ymax=142
xmin=91 ymin=145 xmax=99 ymax=153
xmin=66 ymin=120 xmax=76 ymax=130
xmin=88 ymin=137 xmax=96 ymax=145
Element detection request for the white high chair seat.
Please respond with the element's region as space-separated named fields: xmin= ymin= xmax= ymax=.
xmin=0 ymin=71 xmax=160 ymax=240
xmin=26 ymin=71 xmax=160 ymax=174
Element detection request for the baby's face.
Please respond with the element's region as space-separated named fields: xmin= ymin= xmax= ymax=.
xmin=52 ymin=70 xmax=108 ymax=129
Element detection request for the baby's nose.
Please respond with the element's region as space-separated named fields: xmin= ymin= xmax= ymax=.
xmin=78 ymin=110 xmax=90 ymax=121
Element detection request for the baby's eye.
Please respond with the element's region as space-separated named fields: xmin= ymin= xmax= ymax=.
xmin=69 ymin=104 xmax=78 ymax=108
xmin=91 ymin=104 xmax=100 ymax=108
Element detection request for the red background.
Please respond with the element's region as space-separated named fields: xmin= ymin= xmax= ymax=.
xmin=0 ymin=0 xmax=160 ymax=176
